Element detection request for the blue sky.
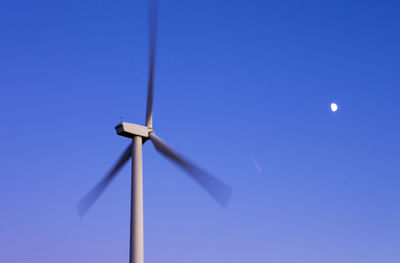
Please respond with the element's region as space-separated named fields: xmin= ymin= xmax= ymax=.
xmin=1 ymin=0 xmax=400 ymax=262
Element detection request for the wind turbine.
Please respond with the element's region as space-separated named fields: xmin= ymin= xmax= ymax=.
xmin=77 ymin=1 xmax=232 ymax=263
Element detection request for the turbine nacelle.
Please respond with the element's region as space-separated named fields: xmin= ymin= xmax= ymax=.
xmin=115 ymin=122 xmax=153 ymax=138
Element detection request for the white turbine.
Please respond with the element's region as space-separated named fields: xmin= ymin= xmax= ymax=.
xmin=77 ymin=1 xmax=232 ymax=263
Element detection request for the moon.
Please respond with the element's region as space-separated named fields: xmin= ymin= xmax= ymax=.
xmin=331 ymin=103 xmax=338 ymax=112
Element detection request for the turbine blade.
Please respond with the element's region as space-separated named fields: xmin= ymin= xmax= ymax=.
xmin=145 ymin=0 xmax=158 ymax=128
xmin=77 ymin=144 xmax=132 ymax=217
xmin=149 ymin=133 xmax=232 ymax=208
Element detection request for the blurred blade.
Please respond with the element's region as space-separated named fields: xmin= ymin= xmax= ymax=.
xmin=77 ymin=144 xmax=132 ymax=217
xmin=145 ymin=0 xmax=158 ymax=128
xmin=149 ymin=133 xmax=232 ymax=208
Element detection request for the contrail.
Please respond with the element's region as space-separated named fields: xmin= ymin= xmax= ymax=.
xmin=250 ymin=155 xmax=262 ymax=174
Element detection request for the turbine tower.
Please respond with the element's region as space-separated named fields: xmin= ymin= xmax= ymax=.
xmin=77 ymin=1 xmax=232 ymax=263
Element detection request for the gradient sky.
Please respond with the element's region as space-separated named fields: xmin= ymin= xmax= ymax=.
xmin=1 ymin=0 xmax=400 ymax=262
